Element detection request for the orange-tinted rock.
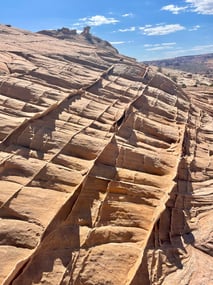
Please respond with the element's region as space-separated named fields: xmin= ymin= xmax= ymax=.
xmin=0 ymin=25 xmax=212 ymax=285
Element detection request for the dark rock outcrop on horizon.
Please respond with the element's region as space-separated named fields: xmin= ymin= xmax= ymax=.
xmin=0 ymin=24 xmax=212 ymax=285
xmin=38 ymin=26 xmax=119 ymax=53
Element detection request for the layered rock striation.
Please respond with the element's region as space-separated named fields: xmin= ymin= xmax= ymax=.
xmin=0 ymin=25 xmax=212 ymax=284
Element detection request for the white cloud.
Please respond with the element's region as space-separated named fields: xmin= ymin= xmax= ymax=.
xmin=77 ymin=15 xmax=119 ymax=27
xmin=76 ymin=29 xmax=83 ymax=34
xmin=146 ymin=42 xmax=176 ymax=47
xmin=73 ymin=22 xmax=81 ymax=27
xmin=118 ymin=27 xmax=136 ymax=32
xmin=110 ymin=40 xmax=133 ymax=45
xmin=144 ymin=42 xmax=176 ymax=51
xmin=139 ymin=24 xmax=185 ymax=36
xmin=189 ymin=25 xmax=201 ymax=31
xmin=190 ymin=44 xmax=213 ymax=51
xmin=110 ymin=41 xmax=125 ymax=45
xmin=161 ymin=4 xmax=187 ymax=14
xmin=185 ymin=0 xmax=213 ymax=15
xmin=165 ymin=44 xmax=213 ymax=57
xmin=122 ymin=13 xmax=134 ymax=17
xmin=161 ymin=1 xmax=213 ymax=15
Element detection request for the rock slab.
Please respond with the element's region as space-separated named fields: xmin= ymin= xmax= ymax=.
xmin=0 ymin=25 xmax=212 ymax=285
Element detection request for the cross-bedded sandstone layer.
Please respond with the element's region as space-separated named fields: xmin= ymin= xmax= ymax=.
xmin=0 ymin=25 xmax=212 ymax=285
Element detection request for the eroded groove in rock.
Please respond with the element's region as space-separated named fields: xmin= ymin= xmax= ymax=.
xmin=0 ymin=25 xmax=212 ymax=285
xmin=131 ymin=88 xmax=213 ymax=285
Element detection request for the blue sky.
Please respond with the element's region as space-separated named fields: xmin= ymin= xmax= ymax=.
xmin=0 ymin=0 xmax=212 ymax=61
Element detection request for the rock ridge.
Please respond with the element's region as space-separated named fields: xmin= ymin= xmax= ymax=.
xmin=0 ymin=25 xmax=212 ymax=285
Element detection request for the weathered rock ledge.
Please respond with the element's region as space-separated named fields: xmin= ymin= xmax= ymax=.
xmin=0 ymin=25 xmax=212 ymax=285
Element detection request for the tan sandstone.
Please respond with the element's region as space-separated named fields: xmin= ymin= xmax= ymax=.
xmin=0 ymin=25 xmax=212 ymax=285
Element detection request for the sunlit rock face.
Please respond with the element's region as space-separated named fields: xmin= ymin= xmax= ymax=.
xmin=0 ymin=25 xmax=212 ymax=285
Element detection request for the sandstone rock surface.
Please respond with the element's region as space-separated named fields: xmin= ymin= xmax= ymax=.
xmin=0 ymin=25 xmax=212 ymax=285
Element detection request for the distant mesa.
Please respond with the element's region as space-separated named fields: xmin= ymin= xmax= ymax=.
xmin=144 ymin=53 xmax=213 ymax=76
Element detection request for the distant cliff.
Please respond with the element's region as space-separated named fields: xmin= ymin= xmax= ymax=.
xmin=144 ymin=53 xmax=213 ymax=76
